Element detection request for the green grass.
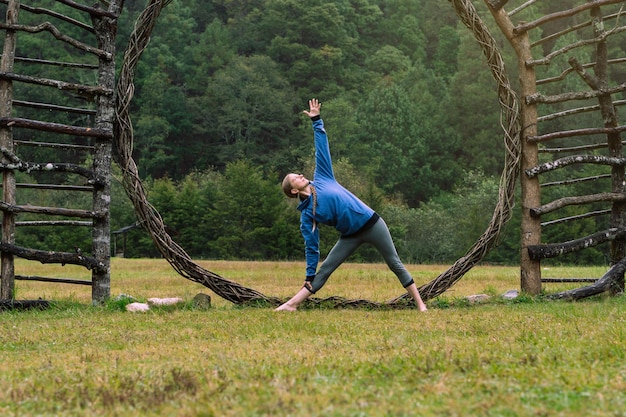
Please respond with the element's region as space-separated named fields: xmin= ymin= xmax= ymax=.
xmin=1 ymin=259 xmax=625 ymax=416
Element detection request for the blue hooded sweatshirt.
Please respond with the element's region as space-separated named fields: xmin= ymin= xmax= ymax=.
xmin=297 ymin=117 xmax=378 ymax=278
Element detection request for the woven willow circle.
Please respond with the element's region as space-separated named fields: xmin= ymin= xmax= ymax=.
xmin=114 ymin=0 xmax=521 ymax=308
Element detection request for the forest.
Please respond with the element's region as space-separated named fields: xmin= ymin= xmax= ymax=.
xmin=6 ymin=0 xmax=626 ymax=266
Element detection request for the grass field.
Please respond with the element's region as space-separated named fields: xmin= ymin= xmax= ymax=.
xmin=1 ymin=259 xmax=625 ymax=416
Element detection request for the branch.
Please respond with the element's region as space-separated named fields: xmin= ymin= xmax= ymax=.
xmin=541 ymin=174 xmax=610 ymax=187
xmin=525 ymin=154 xmax=626 ymax=177
xmin=0 ymin=148 xmax=103 ymax=185
xmin=532 ymin=11 xmax=625 ymax=48
xmin=485 ymin=0 xmax=509 ymax=12
xmin=527 ymin=125 xmax=626 ymax=143
xmin=548 ymin=256 xmax=626 ymax=300
xmin=526 ymin=26 xmax=626 ymax=67
xmin=541 ymin=209 xmax=611 ymax=227
xmin=527 ymin=228 xmax=626 ymax=259
xmin=530 ymin=193 xmax=626 ymax=217
xmin=537 ymin=99 xmax=626 ymax=122
xmin=0 ymin=242 xmax=106 ymax=273
xmin=0 ymin=201 xmax=106 ymax=219
xmin=55 ymin=0 xmax=118 ymax=18
xmin=526 ymin=83 xmax=626 ymax=105
xmin=513 ymin=0 xmax=625 ymax=34
xmin=0 ymin=0 xmax=95 ymax=33
xmin=569 ymin=57 xmax=600 ymax=89
xmin=0 ymin=117 xmax=112 ymax=138
xmin=0 ymin=22 xmax=112 ymax=60
xmin=0 ymin=72 xmax=112 ymax=99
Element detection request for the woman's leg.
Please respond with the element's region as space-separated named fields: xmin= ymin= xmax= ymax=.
xmin=275 ymin=237 xmax=361 ymax=311
xmin=309 ymin=237 xmax=362 ymax=292
xmin=363 ymin=219 xmax=413 ymax=286
xmin=363 ymin=218 xmax=427 ymax=311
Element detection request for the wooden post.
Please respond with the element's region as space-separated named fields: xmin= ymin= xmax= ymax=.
xmin=0 ymin=0 xmax=19 ymax=300
xmin=590 ymin=5 xmax=625 ymax=293
xmin=486 ymin=4 xmax=542 ymax=294
xmin=518 ymin=34 xmax=542 ymax=295
xmin=90 ymin=1 xmax=122 ymax=304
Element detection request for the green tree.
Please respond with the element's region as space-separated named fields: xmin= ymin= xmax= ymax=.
xmin=186 ymin=18 xmax=237 ymax=93
xmin=366 ymin=45 xmax=412 ymax=76
xmin=191 ymin=55 xmax=300 ymax=174
xmin=432 ymin=25 xmax=460 ymax=82
xmin=257 ymin=0 xmax=382 ymax=98
xmin=133 ymin=72 xmax=177 ymax=179
xmin=442 ymin=28 xmax=505 ymax=177
xmin=206 ymin=161 xmax=301 ymax=260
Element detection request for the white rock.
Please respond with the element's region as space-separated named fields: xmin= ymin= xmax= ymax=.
xmin=502 ymin=290 xmax=519 ymax=299
xmin=465 ymin=294 xmax=490 ymax=303
xmin=147 ymin=297 xmax=184 ymax=306
xmin=126 ymin=302 xmax=150 ymax=312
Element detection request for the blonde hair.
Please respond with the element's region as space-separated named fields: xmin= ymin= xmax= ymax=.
xmin=282 ymin=173 xmax=317 ymax=230
xmin=282 ymin=174 xmax=297 ymax=198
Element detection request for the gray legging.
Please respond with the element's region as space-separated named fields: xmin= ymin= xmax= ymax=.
xmin=309 ymin=217 xmax=414 ymax=293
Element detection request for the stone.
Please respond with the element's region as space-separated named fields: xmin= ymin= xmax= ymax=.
xmin=465 ymin=293 xmax=491 ymax=303
xmin=193 ymin=293 xmax=212 ymax=309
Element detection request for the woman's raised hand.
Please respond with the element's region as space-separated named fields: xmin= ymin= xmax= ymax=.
xmin=303 ymin=98 xmax=321 ymax=118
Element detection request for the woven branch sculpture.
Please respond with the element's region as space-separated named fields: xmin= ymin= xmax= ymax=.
xmin=113 ymin=0 xmax=521 ymax=309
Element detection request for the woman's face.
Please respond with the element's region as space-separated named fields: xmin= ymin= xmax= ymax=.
xmin=288 ymin=173 xmax=309 ymax=194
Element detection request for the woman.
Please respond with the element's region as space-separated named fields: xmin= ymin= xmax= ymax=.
xmin=275 ymin=99 xmax=427 ymax=312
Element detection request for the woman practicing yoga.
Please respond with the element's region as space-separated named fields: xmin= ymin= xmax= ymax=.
xmin=275 ymin=98 xmax=427 ymax=312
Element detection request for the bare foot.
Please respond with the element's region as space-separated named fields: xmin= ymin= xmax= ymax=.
xmin=274 ymin=303 xmax=297 ymax=311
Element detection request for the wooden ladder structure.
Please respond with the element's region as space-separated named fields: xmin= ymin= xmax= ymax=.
xmin=487 ymin=0 xmax=626 ymax=294
xmin=0 ymin=0 xmax=122 ymax=304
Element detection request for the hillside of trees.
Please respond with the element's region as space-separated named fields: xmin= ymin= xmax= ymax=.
xmin=6 ymin=0 xmax=626 ymax=266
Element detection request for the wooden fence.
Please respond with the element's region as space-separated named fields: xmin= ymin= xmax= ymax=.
xmin=0 ymin=0 xmax=122 ymax=303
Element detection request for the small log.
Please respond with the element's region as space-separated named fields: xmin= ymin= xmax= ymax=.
xmin=0 ymin=242 xmax=106 ymax=273
xmin=0 ymin=300 xmax=50 ymax=311
xmin=527 ymin=228 xmax=626 ymax=260
xmin=548 ymin=257 xmax=626 ymax=300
